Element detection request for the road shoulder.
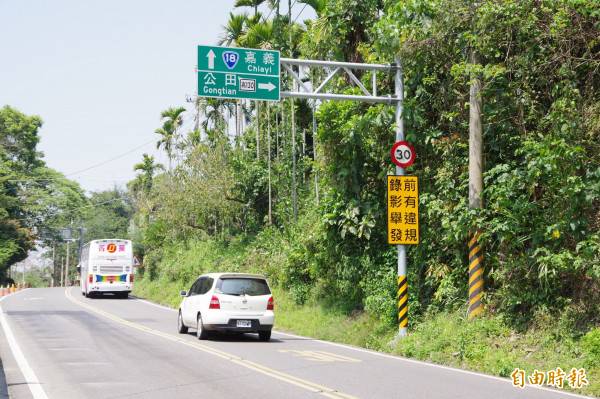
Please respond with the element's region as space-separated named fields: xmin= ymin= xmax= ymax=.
xmin=0 ymin=291 xmax=36 ymax=399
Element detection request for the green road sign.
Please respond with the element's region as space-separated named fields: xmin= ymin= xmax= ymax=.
xmin=197 ymin=45 xmax=280 ymax=101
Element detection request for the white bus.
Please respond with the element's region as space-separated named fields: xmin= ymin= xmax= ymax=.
xmin=78 ymin=239 xmax=134 ymax=298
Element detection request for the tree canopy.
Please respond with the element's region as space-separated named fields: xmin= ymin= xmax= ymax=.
xmin=128 ymin=0 xmax=600 ymax=330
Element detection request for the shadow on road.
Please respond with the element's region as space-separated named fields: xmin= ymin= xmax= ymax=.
xmin=83 ymin=293 xmax=131 ymax=300
xmin=0 ymin=358 xmax=9 ymax=399
xmin=184 ymin=332 xmax=285 ymax=343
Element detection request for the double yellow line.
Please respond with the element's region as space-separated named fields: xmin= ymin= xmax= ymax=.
xmin=65 ymin=288 xmax=356 ymax=399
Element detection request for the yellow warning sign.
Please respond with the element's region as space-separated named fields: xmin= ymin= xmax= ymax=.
xmin=387 ymin=175 xmax=419 ymax=245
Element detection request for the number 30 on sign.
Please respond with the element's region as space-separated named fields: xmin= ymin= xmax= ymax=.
xmin=387 ymin=175 xmax=419 ymax=245
xmin=390 ymin=141 xmax=415 ymax=168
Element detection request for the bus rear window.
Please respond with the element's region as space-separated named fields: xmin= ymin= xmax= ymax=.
xmin=216 ymin=278 xmax=271 ymax=296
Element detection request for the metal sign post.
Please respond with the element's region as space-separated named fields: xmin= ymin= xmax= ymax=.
xmin=278 ymin=57 xmax=410 ymax=338
xmin=195 ymin=48 xmax=409 ymax=337
xmin=394 ymin=58 xmax=408 ymax=337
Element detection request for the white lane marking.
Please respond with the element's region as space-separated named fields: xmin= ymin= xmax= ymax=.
xmin=131 ymin=296 xmax=176 ymax=312
xmin=131 ymin=294 xmax=591 ymax=399
xmin=47 ymin=347 xmax=91 ymax=351
xmin=24 ymin=297 xmax=44 ymax=301
xmin=80 ymin=382 xmax=130 ymax=387
xmin=63 ymin=362 xmax=110 ymax=367
xmin=0 ymin=292 xmax=49 ymax=399
xmin=68 ymin=288 xmax=356 ymax=399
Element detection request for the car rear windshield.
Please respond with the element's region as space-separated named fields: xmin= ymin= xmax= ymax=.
xmin=217 ymin=278 xmax=271 ymax=296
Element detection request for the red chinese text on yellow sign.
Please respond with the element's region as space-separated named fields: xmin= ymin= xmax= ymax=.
xmin=387 ymin=175 xmax=419 ymax=245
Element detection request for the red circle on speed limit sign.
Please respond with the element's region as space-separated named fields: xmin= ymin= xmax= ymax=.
xmin=390 ymin=141 xmax=416 ymax=168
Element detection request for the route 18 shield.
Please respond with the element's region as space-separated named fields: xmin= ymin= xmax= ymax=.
xmin=222 ymin=51 xmax=239 ymax=69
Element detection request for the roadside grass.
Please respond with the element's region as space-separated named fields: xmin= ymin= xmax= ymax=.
xmin=135 ymin=277 xmax=598 ymax=397
xmin=272 ymin=287 xmax=396 ymax=351
xmin=133 ymin=278 xmax=182 ymax=309
xmin=133 ymin=232 xmax=599 ymax=398
xmin=393 ymin=311 xmax=598 ymax=397
xmin=273 ymin=284 xmax=598 ymax=397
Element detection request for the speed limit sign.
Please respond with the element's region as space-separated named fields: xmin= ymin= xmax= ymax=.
xmin=391 ymin=141 xmax=416 ymax=168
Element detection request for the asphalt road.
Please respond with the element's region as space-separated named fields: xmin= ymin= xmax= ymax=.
xmin=0 ymin=288 xmax=591 ymax=399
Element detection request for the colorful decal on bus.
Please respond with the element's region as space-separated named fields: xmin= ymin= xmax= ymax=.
xmin=95 ymin=274 xmax=128 ymax=283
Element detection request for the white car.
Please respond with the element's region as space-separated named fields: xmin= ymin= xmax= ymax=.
xmin=178 ymin=273 xmax=275 ymax=341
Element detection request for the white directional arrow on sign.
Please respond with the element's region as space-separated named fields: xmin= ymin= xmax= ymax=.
xmin=207 ymin=49 xmax=216 ymax=70
xmin=258 ymin=82 xmax=276 ymax=92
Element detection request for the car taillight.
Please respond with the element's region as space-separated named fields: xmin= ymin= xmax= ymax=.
xmin=130 ymin=274 xmax=134 ymax=283
xmin=88 ymin=275 xmax=93 ymax=283
xmin=267 ymin=296 xmax=274 ymax=310
xmin=209 ymin=295 xmax=220 ymax=309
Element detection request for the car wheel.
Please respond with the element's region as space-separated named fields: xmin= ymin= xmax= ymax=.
xmin=120 ymin=292 xmax=129 ymax=299
xmin=177 ymin=311 xmax=188 ymax=334
xmin=196 ymin=314 xmax=208 ymax=340
xmin=258 ymin=330 xmax=271 ymax=342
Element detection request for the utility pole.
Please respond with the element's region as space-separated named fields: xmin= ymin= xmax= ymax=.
xmin=291 ymin=89 xmax=298 ymax=221
xmin=78 ymin=227 xmax=85 ymax=264
xmin=468 ymin=50 xmax=484 ymax=320
xmin=280 ymin=104 xmax=284 ymax=161
xmin=288 ymin=0 xmax=298 ymax=221
xmin=312 ymin=101 xmax=319 ymax=205
xmin=302 ymin=128 xmax=306 ymax=158
xmin=52 ymin=243 xmax=56 ymax=287
xmin=65 ymin=240 xmax=70 ymax=287
xmin=236 ymin=100 xmax=241 ymax=143
xmin=59 ymin=256 xmax=64 ymax=287
xmin=267 ymin=103 xmax=273 ymax=225
xmin=195 ymin=97 xmax=201 ymax=134
xmin=275 ymin=111 xmax=280 ymax=160
xmin=256 ymin=101 xmax=260 ymax=159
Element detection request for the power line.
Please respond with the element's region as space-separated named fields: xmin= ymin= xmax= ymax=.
xmin=16 ymin=197 xmax=125 ymax=223
xmin=64 ymin=139 xmax=155 ymax=177
xmin=294 ymin=3 xmax=308 ymax=23
xmin=264 ymin=4 xmax=275 ymax=21
xmin=5 ymin=139 xmax=155 ymax=183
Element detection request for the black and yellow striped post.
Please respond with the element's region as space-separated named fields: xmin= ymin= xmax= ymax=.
xmin=468 ymin=231 xmax=484 ymax=319
xmin=397 ymin=275 xmax=408 ymax=331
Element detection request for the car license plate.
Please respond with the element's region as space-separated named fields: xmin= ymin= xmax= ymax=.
xmin=236 ymin=320 xmax=251 ymax=328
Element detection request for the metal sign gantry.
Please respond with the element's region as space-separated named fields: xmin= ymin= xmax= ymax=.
xmin=280 ymin=58 xmax=397 ymax=104
xmin=279 ymin=57 xmax=410 ymax=337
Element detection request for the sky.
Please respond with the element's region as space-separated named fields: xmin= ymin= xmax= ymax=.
xmin=0 ymin=0 xmax=313 ymax=193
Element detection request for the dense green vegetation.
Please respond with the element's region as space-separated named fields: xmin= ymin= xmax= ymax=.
xmin=2 ymin=0 xmax=599 ymax=395
xmin=0 ymin=105 xmax=88 ymax=284
xmin=129 ymin=0 xmax=600 ymax=395
xmin=132 ymin=0 xmax=600 ymax=330
xmin=0 ymin=105 xmax=133 ymax=285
